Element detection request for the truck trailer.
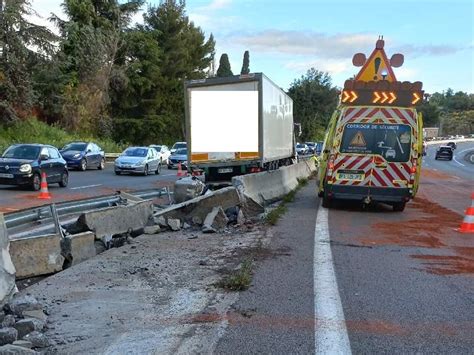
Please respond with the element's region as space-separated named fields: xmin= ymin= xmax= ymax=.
xmin=184 ymin=73 xmax=295 ymax=181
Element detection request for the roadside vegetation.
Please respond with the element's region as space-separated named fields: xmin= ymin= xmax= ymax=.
xmin=217 ymin=258 xmax=253 ymax=291
xmin=265 ymin=178 xmax=309 ymax=225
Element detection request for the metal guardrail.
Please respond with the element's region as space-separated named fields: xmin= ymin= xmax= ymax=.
xmin=4 ymin=188 xmax=171 ymax=232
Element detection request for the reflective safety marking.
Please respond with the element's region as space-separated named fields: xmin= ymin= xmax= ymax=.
xmin=191 ymin=153 xmax=209 ymax=162
xmin=314 ymin=203 xmax=352 ymax=354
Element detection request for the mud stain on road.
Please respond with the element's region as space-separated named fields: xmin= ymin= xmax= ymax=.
xmin=358 ymin=197 xmax=474 ymax=275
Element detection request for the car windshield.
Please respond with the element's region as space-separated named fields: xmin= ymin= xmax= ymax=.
xmin=306 ymin=143 xmax=315 ymax=147
xmin=2 ymin=145 xmax=41 ymax=160
xmin=123 ymin=148 xmax=148 ymax=157
xmin=151 ymin=145 xmax=162 ymax=151
xmin=173 ymin=143 xmax=186 ymax=150
xmin=296 ymin=144 xmax=305 ymax=148
xmin=340 ymin=123 xmax=412 ymax=162
xmin=62 ymin=143 xmax=87 ymax=151
xmin=174 ymin=148 xmax=187 ymax=155
xmin=439 ymin=147 xmax=452 ymax=152
xmin=315 ymin=142 xmax=323 ymax=151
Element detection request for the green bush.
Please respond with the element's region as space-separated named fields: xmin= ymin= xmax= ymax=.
xmin=0 ymin=119 xmax=127 ymax=153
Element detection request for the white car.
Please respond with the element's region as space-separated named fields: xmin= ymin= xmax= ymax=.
xmin=150 ymin=145 xmax=171 ymax=165
xmin=171 ymin=142 xmax=187 ymax=154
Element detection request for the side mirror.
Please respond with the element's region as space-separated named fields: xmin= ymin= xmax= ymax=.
xmin=40 ymin=154 xmax=49 ymax=161
xmin=87 ymin=149 xmax=92 ymax=153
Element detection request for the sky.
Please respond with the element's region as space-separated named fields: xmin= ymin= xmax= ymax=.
xmin=31 ymin=0 xmax=473 ymax=94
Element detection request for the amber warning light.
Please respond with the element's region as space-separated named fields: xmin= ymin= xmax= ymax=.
xmin=341 ymin=80 xmax=424 ymax=107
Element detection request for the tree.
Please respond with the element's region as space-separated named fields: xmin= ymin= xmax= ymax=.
xmin=216 ymin=53 xmax=233 ymax=77
xmin=52 ymin=0 xmax=144 ymax=135
xmin=113 ymin=0 xmax=215 ymax=143
xmin=0 ymin=0 xmax=56 ymax=123
xmin=418 ymin=101 xmax=440 ymax=127
xmin=287 ymin=68 xmax=339 ymax=141
xmin=240 ymin=50 xmax=249 ymax=74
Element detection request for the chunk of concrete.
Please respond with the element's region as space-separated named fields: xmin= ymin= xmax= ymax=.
xmin=155 ymin=187 xmax=241 ymax=225
xmin=154 ymin=216 xmax=168 ymax=228
xmin=21 ymin=310 xmax=47 ymax=323
xmin=0 ymin=213 xmax=16 ymax=307
xmin=12 ymin=340 xmax=33 ymax=349
xmin=77 ymin=200 xmax=153 ymax=239
xmin=9 ymin=235 xmax=64 ymax=279
xmin=5 ymin=295 xmax=42 ymax=316
xmin=0 ymin=327 xmax=18 ymax=346
xmin=61 ymin=232 xmax=96 ymax=266
xmin=143 ymin=225 xmax=161 ymax=235
xmin=23 ymin=331 xmax=49 ymax=348
xmin=14 ymin=318 xmax=44 ymax=339
xmin=167 ymin=219 xmax=181 ymax=231
xmin=174 ymin=177 xmax=206 ymax=203
xmin=2 ymin=315 xmax=15 ymax=328
xmin=202 ymin=207 xmax=228 ymax=233
xmin=0 ymin=344 xmax=38 ymax=354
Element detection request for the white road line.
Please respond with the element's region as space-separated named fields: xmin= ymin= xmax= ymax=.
xmin=70 ymin=184 xmax=102 ymax=190
xmin=314 ymin=203 xmax=352 ymax=354
xmin=453 ymin=156 xmax=466 ymax=167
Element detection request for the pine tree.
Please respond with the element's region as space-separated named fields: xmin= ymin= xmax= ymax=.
xmin=216 ymin=54 xmax=233 ymax=77
xmin=240 ymin=50 xmax=250 ymax=75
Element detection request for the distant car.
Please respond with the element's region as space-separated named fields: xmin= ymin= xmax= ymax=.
xmin=446 ymin=141 xmax=457 ymax=150
xmin=296 ymin=143 xmax=309 ymax=155
xmin=455 ymin=135 xmax=465 ymax=139
xmin=422 ymin=142 xmax=427 ymax=156
xmin=435 ymin=146 xmax=453 ymax=161
xmin=170 ymin=142 xmax=187 ymax=154
xmin=385 ymin=149 xmax=396 ymax=159
xmin=168 ymin=148 xmax=188 ymax=169
xmin=314 ymin=141 xmax=324 ymax=155
xmin=60 ymin=142 xmax=105 ymax=171
xmin=114 ymin=147 xmax=161 ymax=176
xmin=0 ymin=144 xmax=68 ymax=191
xmin=305 ymin=142 xmax=316 ymax=154
xmin=150 ymin=145 xmax=171 ymax=165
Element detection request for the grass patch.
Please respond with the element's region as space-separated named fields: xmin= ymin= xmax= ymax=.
xmin=217 ymin=258 xmax=253 ymax=291
xmin=265 ymin=177 xmax=309 ymax=225
xmin=265 ymin=204 xmax=287 ymax=225
xmin=0 ymin=119 xmax=127 ymax=153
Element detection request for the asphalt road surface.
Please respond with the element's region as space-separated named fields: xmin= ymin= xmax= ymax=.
xmin=0 ymin=163 xmax=179 ymax=213
xmin=423 ymin=141 xmax=474 ymax=181
xmin=218 ymin=168 xmax=474 ymax=352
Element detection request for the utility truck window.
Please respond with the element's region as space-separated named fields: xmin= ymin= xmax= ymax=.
xmin=340 ymin=123 xmax=411 ymax=162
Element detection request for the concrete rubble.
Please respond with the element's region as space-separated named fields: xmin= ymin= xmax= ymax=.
xmin=202 ymin=207 xmax=229 ymax=233
xmin=173 ymin=176 xmax=206 ymax=203
xmin=0 ymin=295 xmax=49 ymax=353
xmin=0 ymin=213 xmax=16 ymax=307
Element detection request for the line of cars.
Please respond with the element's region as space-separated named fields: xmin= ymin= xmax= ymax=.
xmin=296 ymin=141 xmax=323 ymax=156
xmin=434 ymin=141 xmax=457 ymax=161
xmin=0 ymin=141 xmax=190 ymax=191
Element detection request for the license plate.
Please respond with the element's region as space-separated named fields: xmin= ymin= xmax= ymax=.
xmin=218 ymin=168 xmax=233 ymax=174
xmin=337 ymin=172 xmax=363 ymax=181
xmin=0 ymin=173 xmax=14 ymax=179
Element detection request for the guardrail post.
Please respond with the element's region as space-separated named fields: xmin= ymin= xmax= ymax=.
xmin=50 ymin=204 xmax=64 ymax=238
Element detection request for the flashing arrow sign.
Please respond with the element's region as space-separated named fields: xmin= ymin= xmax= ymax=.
xmin=388 ymin=92 xmax=396 ymax=104
xmin=412 ymin=92 xmax=421 ymax=105
xmin=342 ymin=91 xmax=351 ymax=102
xmin=349 ymin=91 xmax=358 ymax=103
xmin=381 ymin=92 xmax=389 ymax=103
xmin=373 ymin=92 xmax=381 ymax=103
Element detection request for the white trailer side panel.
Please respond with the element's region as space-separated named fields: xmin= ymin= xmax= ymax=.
xmin=262 ymin=75 xmax=294 ymax=162
xmin=189 ymin=81 xmax=259 ymax=162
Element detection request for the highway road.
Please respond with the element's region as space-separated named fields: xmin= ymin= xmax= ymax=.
xmin=0 ymin=164 xmax=179 ymax=213
xmin=423 ymin=141 xmax=474 ymax=181
xmin=217 ymin=147 xmax=474 ymax=353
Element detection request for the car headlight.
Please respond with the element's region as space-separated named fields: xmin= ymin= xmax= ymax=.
xmin=134 ymin=161 xmax=145 ymax=167
xmin=19 ymin=164 xmax=32 ymax=173
xmin=73 ymin=153 xmax=81 ymax=159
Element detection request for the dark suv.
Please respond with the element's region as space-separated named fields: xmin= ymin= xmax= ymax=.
xmin=0 ymin=144 xmax=69 ymax=190
xmin=435 ymin=146 xmax=454 ymax=161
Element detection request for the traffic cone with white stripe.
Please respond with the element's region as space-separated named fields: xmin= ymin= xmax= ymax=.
xmin=38 ymin=172 xmax=51 ymax=200
xmin=177 ymin=163 xmax=186 ymax=177
xmin=458 ymin=192 xmax=474 ymax=234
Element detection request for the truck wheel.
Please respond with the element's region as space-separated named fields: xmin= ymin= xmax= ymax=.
xmin=392 ymin=202 xmax=406 ymax=212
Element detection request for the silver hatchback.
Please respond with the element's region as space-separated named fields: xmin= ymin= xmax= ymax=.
xmin=114 ymin=147 xmax=162 ymax=175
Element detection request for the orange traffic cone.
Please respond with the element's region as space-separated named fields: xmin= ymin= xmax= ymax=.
xmin=458 ymin=192 xmax=474 ymax=233
xmin=177 ymin=162 xmax=186 ymax=177
xmin=38 ymin=172 xmax=51 ymax=200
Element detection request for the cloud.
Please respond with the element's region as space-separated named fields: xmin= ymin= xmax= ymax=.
xmin=188 ymin=0 xmax=237 ymax=33
xmin=203 ymin=0 xmax=233 ymax=11
xmin=285 ymin=59 xmax=351 ymax=75
xmin=393 ymin=44 xmax=465 ymax=57
xmin=231 ymin=30 xmax=375 ymax=59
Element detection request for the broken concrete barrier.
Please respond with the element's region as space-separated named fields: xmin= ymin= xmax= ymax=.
xmin=202 ymin=207 xmax=228 ymax=233
xmin=154 ymin=187 xmax=241 ymax=225
xmin=174 ymin=176 xmax=206 ymax=203
xmin=232 ymin=160 xmax=316 ymax=213
xmin=9 ymin=234 xmax=64 ymax=279
xmin=62 ymin=232 xmax=96 ymax=267
xmin=0 ymin=213 xmax=16 ymax=307
xmin=77 ymin=200 xmax=153 ymax=239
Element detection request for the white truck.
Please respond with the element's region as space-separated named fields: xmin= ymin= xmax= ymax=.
xmin=184 ymin=73 xmax=295 ymax=181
